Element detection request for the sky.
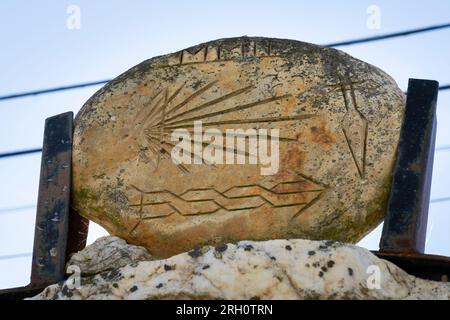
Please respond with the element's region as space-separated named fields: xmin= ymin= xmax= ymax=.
xmin=0 ymin=0 xmax=449 ymax=289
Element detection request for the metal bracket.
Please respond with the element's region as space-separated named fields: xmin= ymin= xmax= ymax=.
xmin=380 ymin=79 xmax=438 ymax=253
xmin=374 ymin=79 xmax=450 ymax=282
xmin=0 ymin=112 xmax=89 ymax=300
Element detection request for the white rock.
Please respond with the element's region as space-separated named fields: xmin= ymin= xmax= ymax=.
xmin=30 ymin=236 xmax=450 ymax=300
xmin=67 ymin=236 xmax=152 ymax=275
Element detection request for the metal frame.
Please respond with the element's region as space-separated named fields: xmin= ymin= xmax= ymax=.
xmin=0 ymin=78 xmax=449 ymax=300
xmin=0 ymin=112 xmax=89 ymax=300
xmin=373 ymin=78 xmax=450 ymax=282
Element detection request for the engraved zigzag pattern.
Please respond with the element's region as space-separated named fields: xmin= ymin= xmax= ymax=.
xmin=129 ymin=180 xmax=326 ymax=221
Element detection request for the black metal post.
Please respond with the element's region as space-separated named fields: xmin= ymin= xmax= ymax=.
xmin=379 ymin=79 xmax=439 ymax=254
xmin=0 ymin=112 xmax=89 ymax=300
xmin=30 ymin=112 xmax=74 ymax=285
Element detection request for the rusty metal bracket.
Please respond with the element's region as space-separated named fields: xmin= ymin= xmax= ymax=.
xmin=0 ymin=112 xmax=89 ymax=300
xmin=374 ymin=78 xmax=450 ymax=282
xmin=380 ymin=79 xmax=438 ymax=254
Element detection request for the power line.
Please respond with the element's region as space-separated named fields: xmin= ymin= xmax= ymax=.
xmin=436 ymin=145 xmax=450 ymax=151
xmin=0 ymin=204 xmax=36 ymax=215
xmin=0 ymin=79 xmax=110 ymax=102
xmin=0 ymin=252 xmax=32 ymax=261
xmin=0 ymin=23 xmax=448 ymax=103
xmin=430 ymin=197 xmax=450 ymax=204
xmin=325 ymin=22 xmax=450 ymax=47
xmin=0 ymin=148 xmax=42 ymax=159
xmin=0 ymin=148 xmax=41 ymax=159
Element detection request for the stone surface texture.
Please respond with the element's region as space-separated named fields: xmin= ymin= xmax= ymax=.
xmin=73 ymin=37 xmax=405 ymax=258
xmin=67 ymin=236 xmax=152 ymax=276
xmin=30 ymin=236 xmax=449 ymax=300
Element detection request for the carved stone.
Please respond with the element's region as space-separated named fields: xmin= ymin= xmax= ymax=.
xmin=73 ymin=37 xmax=405 ymax=258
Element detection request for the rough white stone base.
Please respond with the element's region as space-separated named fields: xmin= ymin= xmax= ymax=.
xmin=29 ymin=236 xmax=450 ymax=300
